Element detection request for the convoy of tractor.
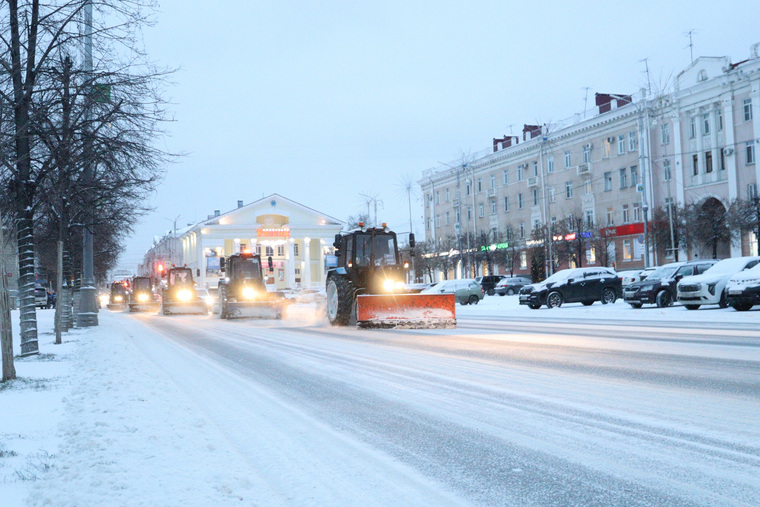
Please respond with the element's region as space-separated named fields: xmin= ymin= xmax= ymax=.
xmin=105 ymin=224 xmax=455 ymax=329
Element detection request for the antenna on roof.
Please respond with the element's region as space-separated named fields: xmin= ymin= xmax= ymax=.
xmin=683 ymin=29 xmax=697 ymax=64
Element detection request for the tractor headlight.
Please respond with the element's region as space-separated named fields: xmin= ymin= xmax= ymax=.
xmin=177 ymin=289 xmax=193 ymax=302
xmin=114 ymin=295 xmax=123 ymax=302
xmin=99 ymin=294 xmax=109 ymax=305
xmin=382 ymin=279 xmax=405 ymax=293
xmin=242 ymin=287 xmax=257 ymax=300
xmin=137 ymin=293 xmax=149 ymax=302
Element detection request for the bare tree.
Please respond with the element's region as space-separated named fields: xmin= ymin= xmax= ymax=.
xmin=727 ymin=197 xmax=760 ymax=256
xmin=685 ymin=199 xmax=731 ymax=259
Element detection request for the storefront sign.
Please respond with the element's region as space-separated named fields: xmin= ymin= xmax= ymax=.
xmin=256 ymin=228 xmax=290 ymax=238
xmin=480 ymin=242 xmax=509 ymax=252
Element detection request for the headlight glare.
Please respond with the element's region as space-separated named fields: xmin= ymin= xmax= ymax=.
xmin=137 ymin=293 xmax=149 ymax=302
xmin=382 ymin=279 xmax=395 ymax=292
xmin=242 ymin=287 xmax=257 ymax=300
xmin=177 ymin=289 xmax=192 ymax=302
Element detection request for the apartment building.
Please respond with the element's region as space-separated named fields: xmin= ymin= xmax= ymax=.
xmin=420 ymin=43 xmax=760 ymax=281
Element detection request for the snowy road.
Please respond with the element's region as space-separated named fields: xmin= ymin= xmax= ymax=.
xmin=112 ymin=305 xmax=760 ymax=506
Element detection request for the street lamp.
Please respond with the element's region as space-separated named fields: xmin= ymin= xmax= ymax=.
xmin=642 ymin=202 xmax=650 ymax=267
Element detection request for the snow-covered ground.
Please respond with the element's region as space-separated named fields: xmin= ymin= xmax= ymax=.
xmin=0 ymin=296 xmax=757 ymax=505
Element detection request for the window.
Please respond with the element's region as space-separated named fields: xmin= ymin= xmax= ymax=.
xmin=747 ymin=142 xmax=756 ymax=165
xmin=663 ymin=159 xmax=671 ymax=181
xmin=547 ymin=156 xmax=554 ymax=173
xmin=491 ymin=201 xmax=496 ymax=215
xmin=467 ymin=207 xmax=472 ymax=220
xmin=520 ymin=251 xmax=527 ymax=269
xmin=628 ymin=131 xmax=637 ymax=151
xmin=630 ymin=165 xmax=638 ymax=187
xmin=619 ymin=168 xmax=628 ymax=189
xmin=435 ymin=215 xmax=440 ymax=228
xmin=603 ymin=138 xmax=611 ymax=158
xmin=720 ymin=149 xmax=726 ymax=171
xmin=426 ymin=193 xmax=431 ymax=207
xmin=490 ymin=174 xmax=495 ymax=188
xmin=660 ymin=123 xmax=670 ymax=144
xmin=504 ymin=196 xmax=510 ymax=212
xmin=623 ymin=239 xmax=632 ymax=261
xmin=533 ymin=161 xmax=539 ymax=177
xmin=503 ymin=169 xmax=509 ymax=185
xmin=604 ymin=171 xmax=612 ymax=191
xmin=585 ymin=210 xmax=594 ymax=227
xmin=622 ymin=204 xmax=630 ymax=223
xmin=550 ymin=187 xmax=556 ymax=202
xmin=588 ymin=247 xmax=596 ymax=264
xmin=533 ymin=188 xmax=539 ymax=206
xmin=583 ymin=144 xmax=591 ymax=163
xmin=533 ymin=219 xmax=541 ymax=230
xmin=445 ymin=188 xmax=450 ymax=201
xmin=294 ymin=243 xmax=299 ymax=256
xmin=265 ymin=246 xmax=274 ymax=257
xmin=693 ymin=154 xmax=699 ymax=175
xmin=744 ymin=98 xmax=753 ymax=122
xmin=477 ymin=178 xmax=482 ymax=192
xmin=633 ymin=202 xmax=641 ymax=222
xmin=584 ymin=179 xmax=591 ymax=195
xmin=703 ymin=113 xmax=710 ymax=135
xmin=606 ymin=207 xmax=614 ymax=226
xmin=749 ymin=184 xmax=758 ymax=199
xmin=690 ymin=117 xmax=696 ymax=138
xmin=277 ymin=245 xmax=284 ymax=256
xmin=705 ymin=151 xmax=713 ymax=173
xmin=466 ymin=182 xmax=471 ymax=195
xmin=718 ymin=110 xmax=723 ymax=131
xmin=518 ymin=193 xmax=524 ymax=209
xmin=517 ymin=165 xmax=524 ymax=181
xmin=564 ymin=150 xmax=571 ymax=168
xmin=445 ymin=211 xmax=450 ymax=225
xmin=565 ymin=181 xmax=573 ymax=199
xmin=435 ymin=191 xmax=439 ymax=204
xmin=519 ymin=222 xmax=525 ymax=239
xmin=456 ymin=208 xmax=460 ymax=223
xmin=479 ymin=204 xmax=484 ymax=218
xmin=426 ymin=218 xmax=431 ymax=230
xmin=618 ymin=135 xmax=626 ymax=154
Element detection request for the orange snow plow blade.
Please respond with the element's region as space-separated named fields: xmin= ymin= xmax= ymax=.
xmin=356 ymin=293 xmax=456 ymax=329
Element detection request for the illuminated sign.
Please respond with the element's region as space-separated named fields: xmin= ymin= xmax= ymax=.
xmin=256 ymin=228 xmax=290 ymax=238
xmin=480 ymin=242 xmax=509 ymax=252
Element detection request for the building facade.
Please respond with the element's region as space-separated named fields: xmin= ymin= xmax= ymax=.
xmin=154 ymin=194 xmax=344 ymax=290
xmin=420 ymin=43 xmax=760 ymax=281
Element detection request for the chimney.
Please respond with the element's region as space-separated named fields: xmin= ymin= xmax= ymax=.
xmin=214 ymin=209 xmax=220 ymax=217
xmin=522 ymin=124 xmax=541 ymax=141
xmin=237 ymin=200 xmax=244 ymax=208
xmin=595 ymin=92 xmax=631 ymax=114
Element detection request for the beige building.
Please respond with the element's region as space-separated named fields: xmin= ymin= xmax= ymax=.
xmin=420 ymin=43 xmax=760 ymax=280
xmin=177 ymin=194 xmax=343 ymax=290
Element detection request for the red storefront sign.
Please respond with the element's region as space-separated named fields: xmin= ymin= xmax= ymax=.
xmin=601 ymin=223 xmax=645 ymax=237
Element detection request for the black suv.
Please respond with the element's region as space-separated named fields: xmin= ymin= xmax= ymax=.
xmin=519 ymin=267 xmax=621 ymax=309
xmin=623 ymin=260 xmax=717 ymax=308
xmin=475 ymin=275 xmax=505 ymax=296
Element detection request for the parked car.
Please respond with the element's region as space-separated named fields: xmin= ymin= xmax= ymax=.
xmin=623 ymin=260 xmax=717 ymax=308
xmin=196 ymin=288 xmax=214 ymax=312
xmin=474 ymin=275 xmax=505 ymax=296
xmin=620 ymin=267 xmax=656 ymax=286
xmin=724 ymin=263 xmax=760 ymax=311
xmin=519 ymin=267 xmax=621 ymax=309
xmin=494 ymin=276 xmax=533 ymax=296
xmin=34 ymin=286 xmax=48 ymax=309
xmin=404 ymin=282 xmax=435 ymax=293
xmin=421 ymin=279 xmax=483 ymax=305
xmin=677 ymin=256 xmax=760 ymax=310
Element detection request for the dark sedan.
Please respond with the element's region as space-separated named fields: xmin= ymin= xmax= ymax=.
xmin=519 ymin=267 xmax=622 ymax=309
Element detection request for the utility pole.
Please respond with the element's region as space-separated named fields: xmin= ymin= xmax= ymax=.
xmin=77 ymin=0 xmax=98 ymax=327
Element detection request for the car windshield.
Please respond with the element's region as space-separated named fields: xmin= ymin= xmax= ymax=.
xmin=233 ymin=259 xmax=261 ymax=279
xmin=704 ymin=258 xmax=756 ymax=275
xmin=355 ymin=233 xmax=397 ymax=266
xmin=644 ymin=265 xmax=679 ymax=281
xmin=133 ymin=278 xmax=152 ymax=291
xmin=170 ymin=269 xmax=193 ymax=286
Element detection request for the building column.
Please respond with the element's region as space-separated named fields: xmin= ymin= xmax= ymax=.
xmin=709 ymin=106 xmax=720 ymax=184
xmin=303 ymin=237 xmax=311 ymax=287
xmin=287 ymin=239 xmax=295 ymax=288
xmin=318 ymin=239 xmax=325 ymax=286
xmin=196 ymin=233 xmax=205 ymax=288
xmin=695 ymin=110 xmax=705 ymax=183
xmin=752 ymin=78 xmax=760 ymax=195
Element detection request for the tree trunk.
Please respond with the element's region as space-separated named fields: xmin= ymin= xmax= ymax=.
xmin=1 ymin=212 xmax=17 ymax=381
xmin=17 ymin=213 xmax=38 ymax=356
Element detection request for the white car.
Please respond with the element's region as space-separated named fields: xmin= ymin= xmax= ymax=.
xmin=620 ymin=267 xmax=656 ymax=286
xmin=677 ymin=256 xmax=760 ymax=310
xmin=725 ymin=262 xmax=760 ymax=311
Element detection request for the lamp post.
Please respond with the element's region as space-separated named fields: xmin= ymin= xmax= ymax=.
xmin=642 ymin=202 xmax=650 ymax=267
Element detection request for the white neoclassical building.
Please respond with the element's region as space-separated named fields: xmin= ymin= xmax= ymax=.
xmin=178 ymin=194 xmax=344 ymax=290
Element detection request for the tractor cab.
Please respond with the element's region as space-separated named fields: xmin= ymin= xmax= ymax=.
xmin=333 ymin=226 xmax=407 ymax=294
xmin=217 ymin=252 xmax=286 ymax=319
xmin=160 ymin=266 xmax=206 ymax=315
xmin=107 ymin=282 xmax=128 ymax=310
xmin=128 ymin=276 xmax=159 ymax=312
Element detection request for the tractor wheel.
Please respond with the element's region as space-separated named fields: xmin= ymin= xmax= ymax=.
xmin=546 ymin=291 xmax=563 ymax=309
xmin=327 ymin=276 xmax=353 ymax=326
xmin=219 ymin=287 xmax=228 ymax=319
xmin=655 ymin=290 xmax=672 ymax=308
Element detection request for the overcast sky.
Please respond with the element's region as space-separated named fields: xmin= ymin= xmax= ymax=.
xmin=118 ymin=0 xmax=760 ymax=272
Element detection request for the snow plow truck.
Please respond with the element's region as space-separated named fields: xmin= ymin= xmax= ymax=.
xmin=217 ymin=251 xmax=288 ymax=319
xmin=326 ymin=224 xmax=456 ymax=328
xmin=106 ymin=282 xmax=128 ymax=310
xmin=128 ymin=276 xmax=159 ymax=312
xmin=160 ymin=267 xmax=207 ymax=315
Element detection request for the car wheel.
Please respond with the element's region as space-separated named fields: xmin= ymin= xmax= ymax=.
xmin=601 ymin=288 xmax=616 ymax=305
xmin=506 ymin=288 xmax=515 ymax=296
xmin=628 ymin=303 xmax=643 ymax=309
xmin=732 ymin=303 xmax=753 ymax=311
xmin=528 ymin=303 xmax=541 ymax=310
xmin=546 ymin=291 xmax=563 ymax=309
xmin=718 ymin=290 xmax=728 ymax=309
xmin=684 ymin=304 xmax=701 ymax=310
xmin=487 ymin=289 xmax=495 ymax=296
xmin=655 ymin=290 xmax=672 ymax=308
xmin=582 ymin=301 xmax=594 ymax=306
xmin=498 ymin=292 xmax=505 ymax=297
xmin=468 ymin=295 xmax=480 ymax=305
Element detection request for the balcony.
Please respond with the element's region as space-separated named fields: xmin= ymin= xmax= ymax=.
xmin=487 ymin=188 xmax=497 ymax=198
xmin=577 ymin=163 xmax=591 ymax=175
xmin=527 ymin=176 xmax=538 ymax=188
